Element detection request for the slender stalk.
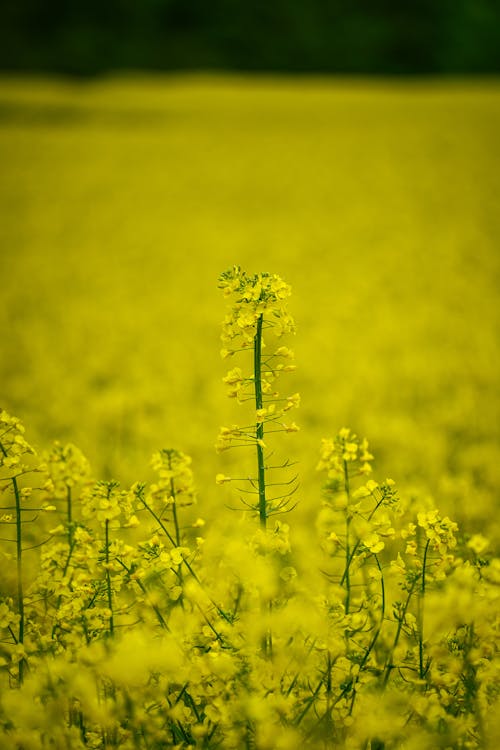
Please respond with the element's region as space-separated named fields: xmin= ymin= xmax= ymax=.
xmin=254 ymin=314 xmax=273 ymax=657
xmin=167 ymin=453 xmax=181 ymax=548
xmin=325 ymin=650 xmax=333 ymax=734
xmin=104 ymin=518 xmax=114 ymax=636
xmin=342 ymin=460 xmax=351 ymax=614
xmin=265 ymin=600 xmax=273 ymax=658
xmin=138 ymin=494 xmax=177 ymax=548
xmin=464 ymin=623 xmax=486 ymax=747
xmin=418 ymin=539 xmax=430 ymax=680
xmin=0 ymin=440 xmax=24 ymax=676
xmin=52 ymin=483 xmax=76 ymax=641
xmin=349 ymin=555 xmax=385 ymax=715
xmin=382 ymin=581 xmax=416 ymax=687
xmin=51 ymin=540 xmax=76 ymax=640
xmin=294 ymin=676 xmax=324 ymax=726
xmin=66 ymin=486 xmax=73 ymax=548
xmin=340 ymin=494 xmax=386 ymax=586
xmin=139 ymin=492 xmax=231 ymax=625
xmin=12 ymin=475 xmax=25 ymax=684
xmin=115 ymin=557 xmax=169 ymax=630
xmin=254 ymin=314 xmax=267 ymax=528
xmin=166 ymin=452 xmax=185 ymax=597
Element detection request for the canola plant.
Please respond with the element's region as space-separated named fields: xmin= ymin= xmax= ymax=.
xmin=0 ymin=268 xmax=498 ymax=749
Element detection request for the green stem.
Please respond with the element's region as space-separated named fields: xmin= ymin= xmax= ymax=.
xmin=255 ymin=314 xmax=272 ymax=656
xmin=294 ymin=676 xmax=324 ymax=726
xmin=51 ymin=540 xmax=76 ymax=640
xmin=265 ymin=600 xmax=273 ymax=659
xmin=349 ymin=555 xmax=385 ymax=715
xmin=167 ymin=454 xmax=181 ymax=548
xmin=340 ymin=495 xmax=386 ymax=586
xmin=418 ymin=539 xmax=430 ymax=681
xmin=325 ymin=650 xmax=333 ymax=732
xmin=464 ymin=623 xmax=486 ymax=747
xmin=343 ymin=460 xmax=351 ymax=615
xmin=0 ymin=440 xmax=24 ymax=678
xmin=138 ymin=494 xmax=231 ymax=625
xmin=115 ymin=557 xmax=169 ymax=631
xmin=139 ymin=495 xmax=177 ymax=548
xmin=382 ymin=581 xmax=416 ymax=687
xmin=254 ymin=314 xmax=267 ymax=528
xmin=166 ymin=452 xmax=184 ymax=595
xmin=66 ymin=486 xmax=73 ymax=548
xmin=105 ymin=519 xmax=114 ymax=636
xmin=12 ymin=475 xmax=25 ymax=684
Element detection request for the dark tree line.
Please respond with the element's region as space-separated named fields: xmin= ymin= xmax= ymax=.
xmin=1 ymin=0 xmax=499 ymax=75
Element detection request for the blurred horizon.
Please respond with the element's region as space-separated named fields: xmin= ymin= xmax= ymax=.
xmin=1 ymin=0 xmax=500 ymax=77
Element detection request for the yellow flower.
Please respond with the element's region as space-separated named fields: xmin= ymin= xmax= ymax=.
xmin=467 ymin=533 xmax=489 ymax=554
xmin=275 ymin=346 xmax=294 ymax=358
xmin=222 ymin=367 xmax=243 ymax=385
xmin=406 ymin=541 xmax=418 ymax=556
xmin=286 ymin=392 xmax=301 ymax=409
xmin=362 ymin=533 xmax=385 ymax=554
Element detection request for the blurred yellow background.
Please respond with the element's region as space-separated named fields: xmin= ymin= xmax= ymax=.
xmin=1 ymin=75 xmax=499 ymax=537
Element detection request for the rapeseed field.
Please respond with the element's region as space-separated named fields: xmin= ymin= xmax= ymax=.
xmin=0 ymin=76 xmax=499 ymax=748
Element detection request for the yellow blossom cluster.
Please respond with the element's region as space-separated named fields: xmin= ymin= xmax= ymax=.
xmin=0 ymin=410 xmax=35 ymax=473
xmin=317 ymin=427 xmax=374 ymax=487
xmin=81 ymin=480 xmax=135 ymax=528
xmin=417 ymin=508 xmax=459 ymax=554
xmin=148 ymin=448 xmax=196 ymax=510
xmin=218 ymin=265 xmax=295 ymax=348
xmin=40 ymin=441 xmax=90 ymax=500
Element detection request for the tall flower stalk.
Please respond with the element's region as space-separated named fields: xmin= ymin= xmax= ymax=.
xmin=216 ymin=266 xmax=299 ymax=526
xmin=0 ymin=411 xmax=39 ymax=684
xmin=253 ymin=313 xmax=267 ymax=527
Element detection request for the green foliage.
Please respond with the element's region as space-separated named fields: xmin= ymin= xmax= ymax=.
xmin=0 ymin=1 xmax=500 ymax=74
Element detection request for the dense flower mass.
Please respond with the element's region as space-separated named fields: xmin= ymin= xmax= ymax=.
xmin=218 ymin=265 xmax=295 ymax=348
xmin=0 ymin=271 xmax=498 ymax=750
xmin=0 ymin=410 xmax=35 ymax=471
xmin=40 ymin=442 xmax=90 ymax=500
